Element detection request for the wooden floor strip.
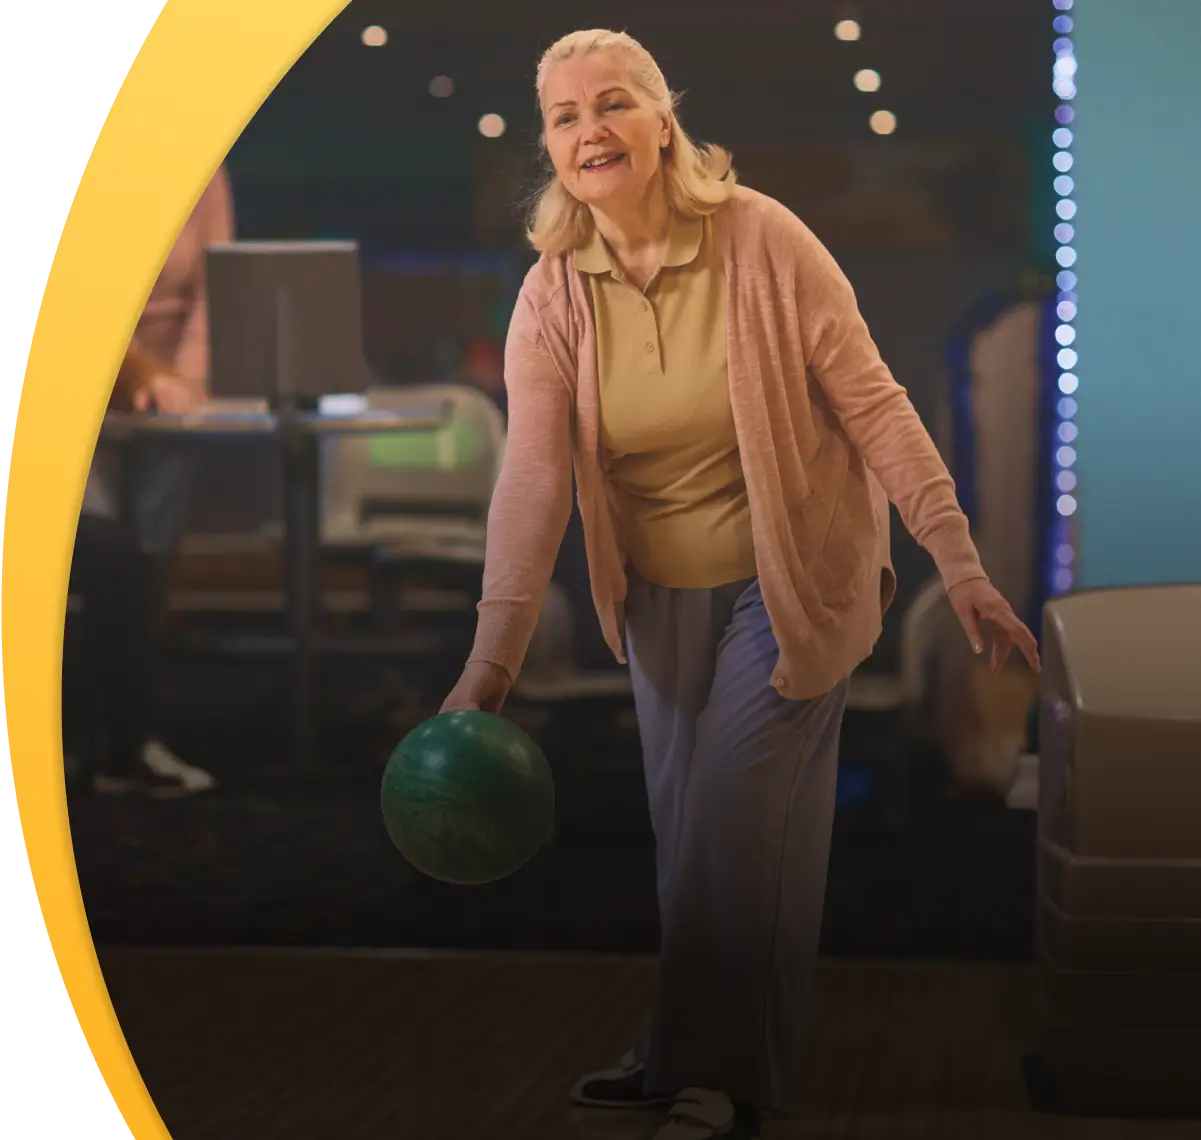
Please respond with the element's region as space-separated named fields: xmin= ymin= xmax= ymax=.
xmin=97 ymin=950 xmax=1201 ymax=1140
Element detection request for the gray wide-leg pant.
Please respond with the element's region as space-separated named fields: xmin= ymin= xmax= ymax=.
xmin=625 ymin=574 xmax=849 ymax=1115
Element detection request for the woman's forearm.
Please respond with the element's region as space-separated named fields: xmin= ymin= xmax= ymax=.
xmin=468 ymin=443 xmax=574 ymax=681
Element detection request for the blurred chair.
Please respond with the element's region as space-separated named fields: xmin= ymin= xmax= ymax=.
xmin=320 ymin=383 xmax=505 ymax=564
xmin=930 ymin=295 xmax=1051 ymax=796
xmin=318 ymin=383 xmax=504 ymax=646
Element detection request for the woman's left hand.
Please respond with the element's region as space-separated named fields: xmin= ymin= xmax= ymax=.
xmin=133 ymin=373 xmax=200 ymax=416
xmin=947 ymin=578 xmax=1041 ymax=675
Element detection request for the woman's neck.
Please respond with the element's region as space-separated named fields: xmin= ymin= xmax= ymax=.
xmin=589 ymin=178 xmax=671 ymax=287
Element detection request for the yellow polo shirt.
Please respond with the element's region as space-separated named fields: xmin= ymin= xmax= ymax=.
xmin=574 ymin=212 xmax=757 ymax=589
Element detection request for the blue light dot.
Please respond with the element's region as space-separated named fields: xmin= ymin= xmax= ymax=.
xmin=1056 ymin=270 xmax=1077 ymax=291
xmin=1056 ymin=246 xmax=1078 ymax=268
xmin=1056 ymin=446 xmax=1077 ymax=468
xmin=1059 ymin=373 xmax=1078 ymax=395
xmin=1056 ymin=470 xmax=1078 ymax=492
xmin=1054 ymin=15 xmax=1074 ymax=33
xmin=1056 ymin=324 xmax=1076 ymax=346
xmin=1053 ymin=151 xmax=1075 ymax=172
xmin=1057 ymin=347 xmax=1078 ymax=369
xmin=1054 ymin=175 xmax=1075 ymax=196
xmin=1054 ymin=567 xmax=1075 ymax=592
xmin=1055 ymin=105 xmax=1075 ymax=124
xmin=1053 ymin=127 xmax=1074 ymax=148
xmin=1059 ymin=422 xmax=1079 ymax=443
xmin=1057 ymin=199 xmax=1077 ymax=220
xmin=1058 ymin=397 xmax=1078 ymax=419
xmin=1057 ymin=301 xmax=1077 ymax=321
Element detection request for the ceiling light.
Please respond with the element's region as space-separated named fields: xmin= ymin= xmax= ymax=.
xmin=834 ymin=19 xmax=861 ymax=41
xmin=361 ymin=25 xmax=387 ymax=47
xmin=478 ymin=113 xmax=507 ymax=139
xmin=854 ymin=69 xmax=881 ymax=93
xmin=869 ymin=109 xmax=897 ymax=135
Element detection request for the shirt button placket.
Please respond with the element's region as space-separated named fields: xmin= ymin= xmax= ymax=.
xmin=641 ymin=295 xmax=660 ymax=371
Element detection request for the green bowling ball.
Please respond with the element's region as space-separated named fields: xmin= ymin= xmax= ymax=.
xmin=380 ymin=710 xmax=555 ymax=885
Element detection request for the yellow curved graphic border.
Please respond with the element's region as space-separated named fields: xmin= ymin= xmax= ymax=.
xmin=3 ymin=1 xmax=349 ymax=1135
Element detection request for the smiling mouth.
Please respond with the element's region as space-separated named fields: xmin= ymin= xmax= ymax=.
xmin=580 ymin=153 xmax=626 ymax=172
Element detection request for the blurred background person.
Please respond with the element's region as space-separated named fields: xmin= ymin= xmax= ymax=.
xmin=69 ymin=165 xmax=233 ymax=796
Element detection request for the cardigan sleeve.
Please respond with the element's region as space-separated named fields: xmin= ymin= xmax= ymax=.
xmin=467 ymin=285 xmax=575 ymax=680
xmin=785 ymin=213 xmax=988 ymax=589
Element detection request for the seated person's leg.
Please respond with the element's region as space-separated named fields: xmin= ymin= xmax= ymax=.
xmin=69 ymin=514 xmax=182 ymax=796
xmin=129 ymin=445 xmax=196 ymax=557
xmin=128 ymin=451 xmax=217 ymax=791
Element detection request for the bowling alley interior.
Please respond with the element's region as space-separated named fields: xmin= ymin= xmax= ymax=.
xmin=65 ymin=1 xmax=1201 ymax=1137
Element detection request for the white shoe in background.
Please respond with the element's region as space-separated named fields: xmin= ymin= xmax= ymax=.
xmin=141 ymin=740 xmax=217 ymax=793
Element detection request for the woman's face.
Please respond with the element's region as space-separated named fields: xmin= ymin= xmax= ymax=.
xmin=540 ymin=50 xmax=670 ymax=211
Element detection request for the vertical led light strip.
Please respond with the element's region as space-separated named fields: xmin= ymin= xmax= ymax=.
xmin=1050 ymin=0 xmax=1078 ymax=593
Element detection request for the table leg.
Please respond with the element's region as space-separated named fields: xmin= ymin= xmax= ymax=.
xmin=281 ymin=423 xmax=320 ymax=770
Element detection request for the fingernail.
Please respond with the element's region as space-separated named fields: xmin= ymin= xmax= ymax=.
xmin=973 ymin=642 xmax=983 ymax=654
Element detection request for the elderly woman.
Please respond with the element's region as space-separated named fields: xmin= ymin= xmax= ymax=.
xmin=441 ymin=29 xmax=1039 ymax=1140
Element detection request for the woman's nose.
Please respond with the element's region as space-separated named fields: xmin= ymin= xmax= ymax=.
xmin=580 ymin=116 xmax=608 ymax=143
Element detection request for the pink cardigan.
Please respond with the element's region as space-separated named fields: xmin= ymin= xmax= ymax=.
xmin=134 ymin=164 xmax=234 ymax=392
xmin=469 ymin=186 xmax=987 ymax=700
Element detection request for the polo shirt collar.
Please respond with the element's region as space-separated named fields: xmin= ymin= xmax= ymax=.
xmin=572 ymin=210 xmax=703 ymax=276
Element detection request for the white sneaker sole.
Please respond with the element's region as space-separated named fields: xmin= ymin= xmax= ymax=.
xmin=569 ymin=1052 xmax=674 ymax=1109
xmin=141 ymin=742 xmax=218 ymax=793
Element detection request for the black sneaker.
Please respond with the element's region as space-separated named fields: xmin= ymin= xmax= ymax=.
xmin=655 ymin=1090 xmax=761 ymax=1139
xmin=569 ymin=1049 xmax=674 ymax=1109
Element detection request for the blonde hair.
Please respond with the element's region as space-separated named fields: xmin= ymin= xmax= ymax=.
xmin=528 ymin=29 xmax=737 ymax=257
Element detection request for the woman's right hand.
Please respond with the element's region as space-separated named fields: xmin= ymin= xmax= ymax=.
xmin=439 ymin=661 xmax=513 ymax=715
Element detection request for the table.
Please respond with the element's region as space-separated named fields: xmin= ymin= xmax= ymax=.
xmin=101 ymin=399 xmax=453 ymax=770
